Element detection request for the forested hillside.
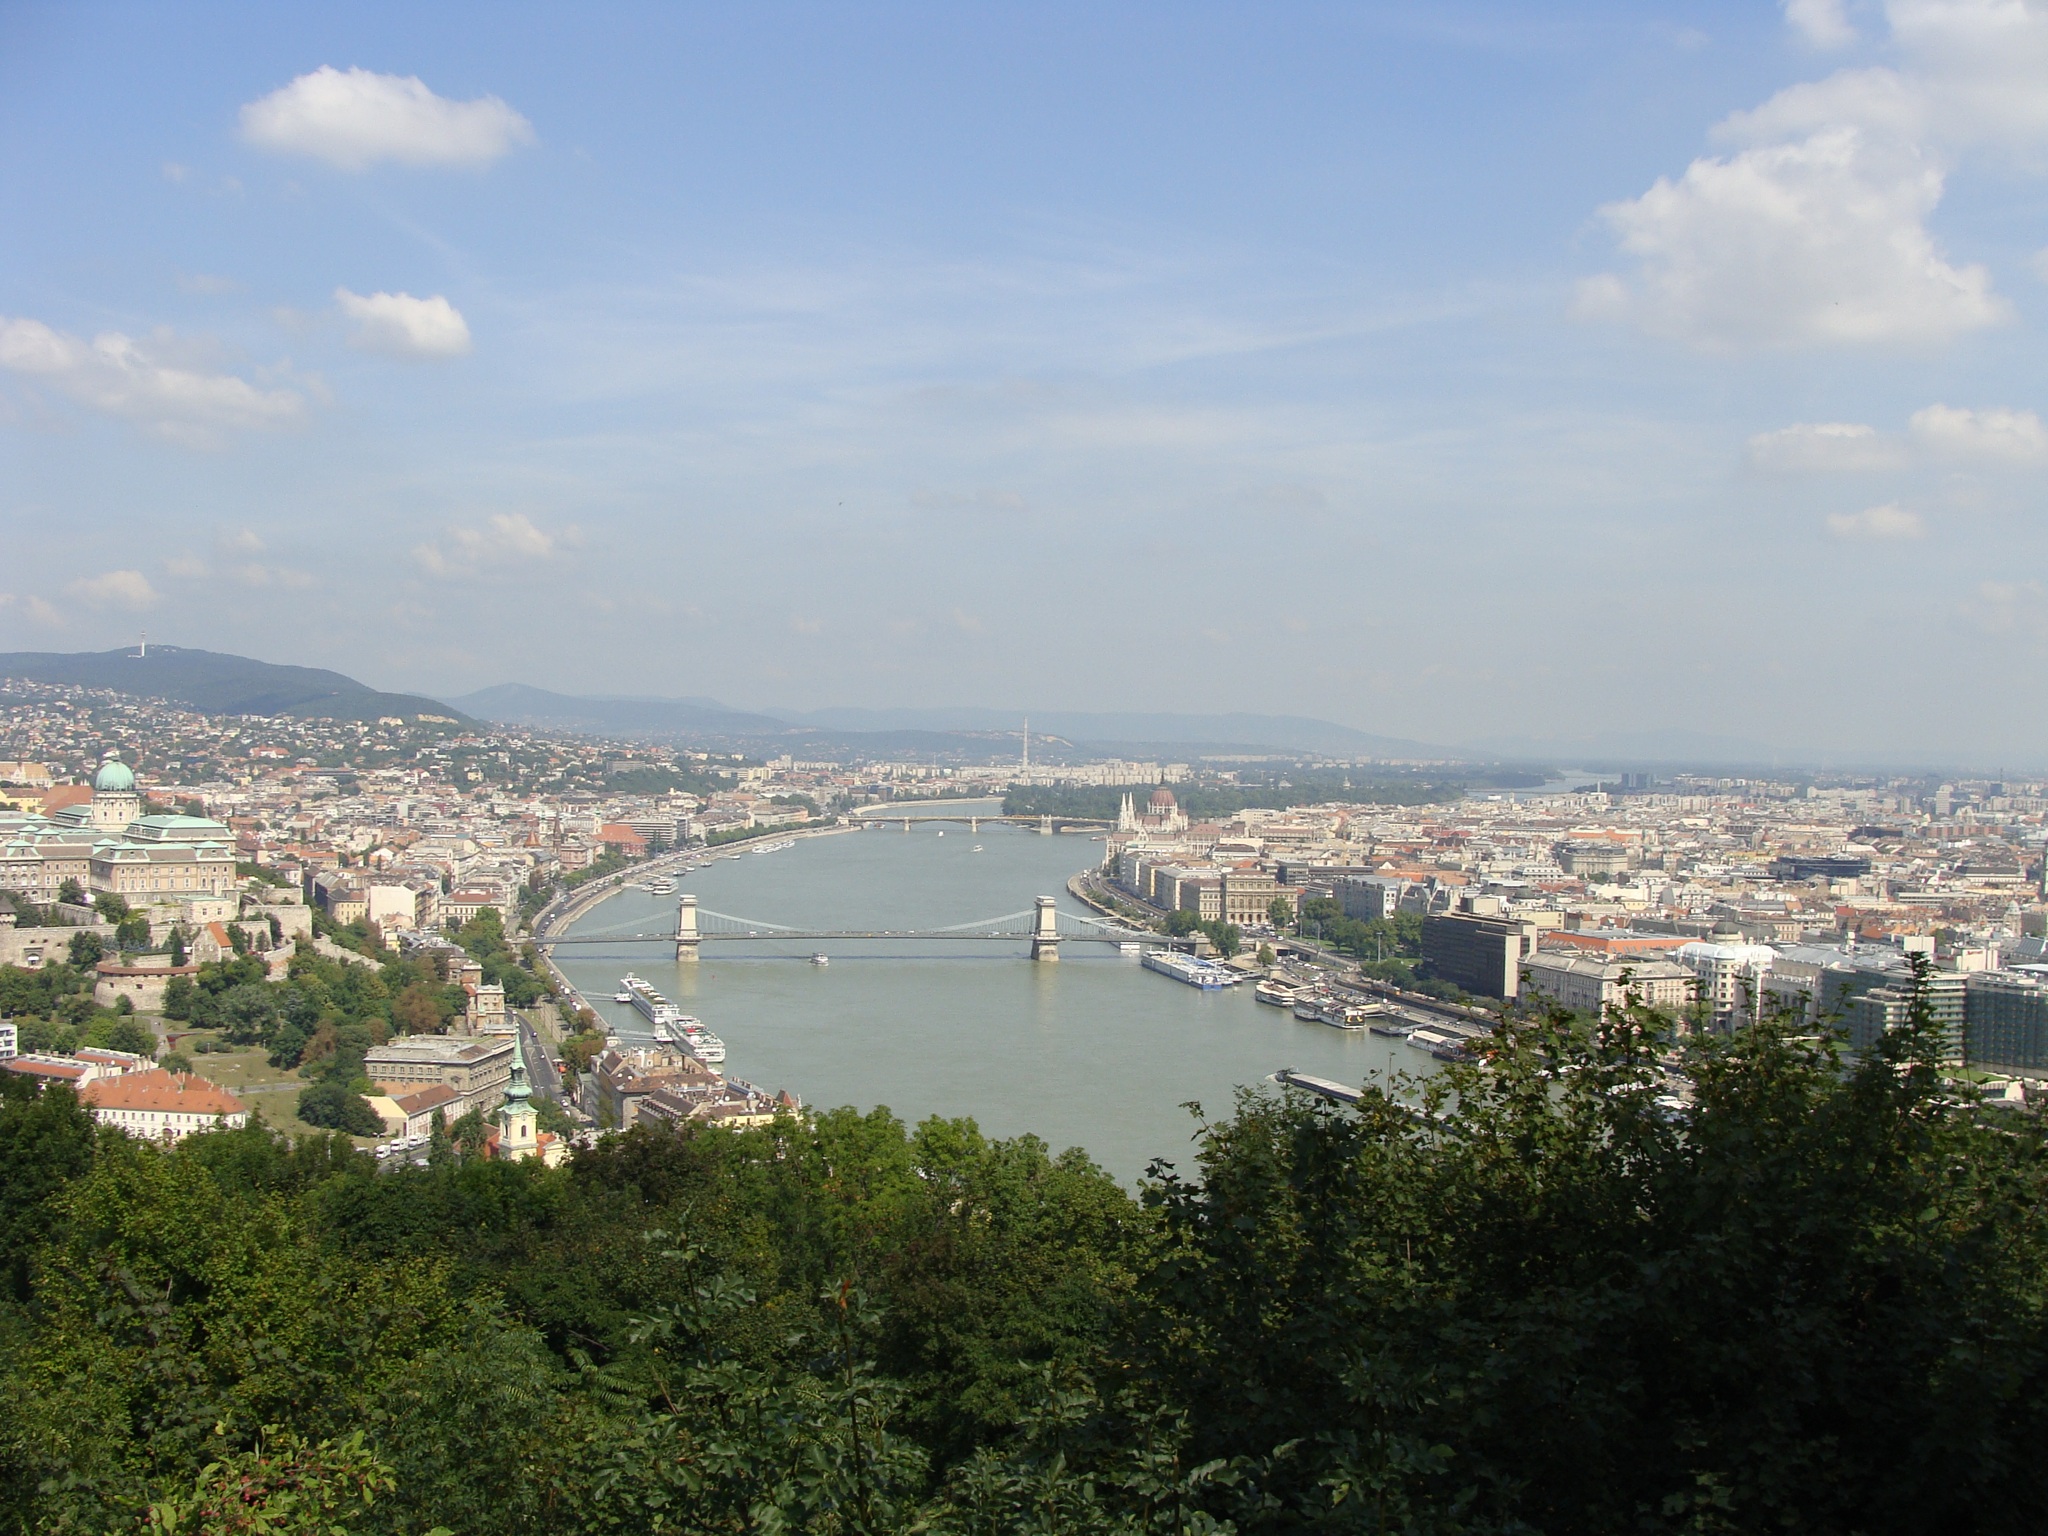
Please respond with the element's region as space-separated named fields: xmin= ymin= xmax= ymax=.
xmin=3 ymin=978 xmax=2045 ymax=1533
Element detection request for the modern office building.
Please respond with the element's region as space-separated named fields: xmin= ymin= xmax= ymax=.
xmin=1964 ymin=972 xmax=2048 ymax=1073
xmin=1421 ymin=899 xmax=1542 ymax=999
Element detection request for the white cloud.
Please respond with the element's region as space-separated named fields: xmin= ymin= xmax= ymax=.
xmin=220 ymin=527 xmax=264 ymax=553
xmin=1908 ymin=402 xmax=2048 ymax=460
xmin=0 ymin=315 xmax=305 ymax=445
xmin=1746 ymin=420 xmax=1907 ymax=471
xmin=335 ymin=288 xmax=472 ymax=358
xmin=0 ymin=594 xmax=63 ymax=627
xmin=67 ymin=570 xmax=159 ymax=609
xmin=1576 ymin=2 xmax=2048 ymax=350
xmin=1826 ymin=501 xmax=1925 ymax=538
xmin=164 ymin=556 xmax=208 ymax=578
xmin=229 ymin=563 xmax=315 ymax=589
xmin=1786 ymin=0 xmax=1858 ymax=48
xmin=1576 ymin=127 xmax=2002 ymax=348
xmin=1889 ymin=0 xmax=2048 ymax=157
xmin=413 ymin=512 xmax=566 ymax=576
xmin=239 ymin=67 xmax=533 ymax=171
xmin=1970 ymin=578 xmax=2048 ymax=639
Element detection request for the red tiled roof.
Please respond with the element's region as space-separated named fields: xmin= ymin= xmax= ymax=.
xmin=4 ymin=1057 xmax=91 ymax=1083
xmin=393 ymin=1084 xmax=462 ymax=1115
xmin=82 ymin=1069 xmax=245 ymax=1116
xmin=74 ymin=1047 xmax=151 ymax=1070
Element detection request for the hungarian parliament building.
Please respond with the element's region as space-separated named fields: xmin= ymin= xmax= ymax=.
xmin=0 ymin=753 xmax=235 ymax=904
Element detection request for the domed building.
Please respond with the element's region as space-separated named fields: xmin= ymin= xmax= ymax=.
xmin=0 ymin=751 xmax=235 ymax=905
xmin=80 ymin=753 xmax=139 ymax=832
xmin=1115 ymin=785 xmax=1189 ymax=836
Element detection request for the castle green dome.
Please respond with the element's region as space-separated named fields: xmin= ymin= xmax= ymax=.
xmin=93 ymin=755 xmax=136 ymax=794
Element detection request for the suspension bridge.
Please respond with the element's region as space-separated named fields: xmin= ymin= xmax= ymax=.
xmin=849 ymin=810 xmax=1115 ymax=834
xmin=534 ymin=893 xmax=1173 ymax=962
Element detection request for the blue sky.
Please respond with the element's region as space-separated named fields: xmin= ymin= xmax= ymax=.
xmin=3 ymin=1 xmax=2046 ymax=763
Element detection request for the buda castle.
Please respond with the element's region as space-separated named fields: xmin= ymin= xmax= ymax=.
xmin=0 ymin=753 xmax=235 ymax=905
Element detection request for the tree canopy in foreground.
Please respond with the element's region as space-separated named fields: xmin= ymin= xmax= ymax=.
xmin=2 ymin=972 xmax=2043 ymax=1534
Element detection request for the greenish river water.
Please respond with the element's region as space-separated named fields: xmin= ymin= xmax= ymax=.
xmin=557 ymin=801 xmax=1439 ymax=1182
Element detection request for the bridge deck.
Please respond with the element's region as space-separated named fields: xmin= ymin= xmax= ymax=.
xmin=539 ymin=930 xmax=1165 ymax=944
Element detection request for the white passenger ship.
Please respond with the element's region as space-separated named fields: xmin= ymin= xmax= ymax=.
xmin=618 ymin=974 xmax=727 ymax=1063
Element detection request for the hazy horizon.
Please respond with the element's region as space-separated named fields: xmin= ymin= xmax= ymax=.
xmin=5 ymin=2 xmax=2047 ymax=765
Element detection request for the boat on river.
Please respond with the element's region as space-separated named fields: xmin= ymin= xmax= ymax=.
xmin=1254 ymin=977 xmax=1302 ymax=1007
xmin=1142 ymin=950 xmax=1242 ymax=989
xmin=1316 ymin=1000 xmax=1383 ymax=1031
xmin=677 ymin=1019 xmax=726 ymax=1063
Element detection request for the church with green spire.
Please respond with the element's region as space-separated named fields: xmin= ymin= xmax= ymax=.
xmin=486 ymin=1031 xmax=566 ymax=1165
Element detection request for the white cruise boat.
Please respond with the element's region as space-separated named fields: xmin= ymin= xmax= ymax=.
xmin=1254 ymin=977 xmax=1301 ymax=1007
xmin=621 ymin=974 xmax=691 ymax=1036
xmin=680 ymin=1025 xmax=726 ymax=1064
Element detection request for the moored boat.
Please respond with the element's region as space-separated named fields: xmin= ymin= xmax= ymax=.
xmin=1141 ymin=950 xmax=1242 ymax=989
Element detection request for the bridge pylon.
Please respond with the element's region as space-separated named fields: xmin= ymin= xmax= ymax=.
xmin=1039 ymin=814 xmax=1053 ymax=836
xmin=676 ymin=894 xmax=700 ymax=963
xmin=969 ymin=816 xmax=978 ymax=832
xmin=1030 ymin=896 xmax=1061 ymax=962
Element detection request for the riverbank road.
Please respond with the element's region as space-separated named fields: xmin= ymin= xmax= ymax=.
xmin=517 ymin=1011 xmax=565 ymax=1105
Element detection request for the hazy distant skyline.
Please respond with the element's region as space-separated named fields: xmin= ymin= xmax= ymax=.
xmin=3 ymin=2 xmax=2047 ymax=764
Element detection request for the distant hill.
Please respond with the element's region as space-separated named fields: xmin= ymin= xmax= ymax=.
xmin=444 ymin=685 xmax=1461 ymax=760
xmin=445 ymin=684 xmax=789 ymax=738
xmin=774 ymin=706 xmax=1455 ymax=760
xmin=0 ymin=646 xmax=466 ymax=724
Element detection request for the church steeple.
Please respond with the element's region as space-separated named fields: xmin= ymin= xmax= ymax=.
xmin=496 ymin=1031 xmax=538 ymax=1158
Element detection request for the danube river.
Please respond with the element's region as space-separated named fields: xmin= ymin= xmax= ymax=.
xmin=555 ymin=802 xmax=1440 ymax=1182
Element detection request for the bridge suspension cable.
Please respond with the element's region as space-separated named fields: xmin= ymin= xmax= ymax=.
xmin=693 ymin=908 xmax=810 ymax=934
